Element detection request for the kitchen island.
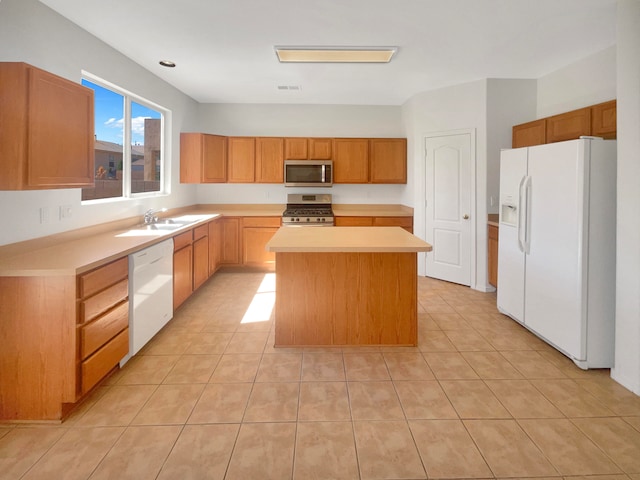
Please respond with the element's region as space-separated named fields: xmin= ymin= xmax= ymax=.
xmin=266 ymin=226 xmax=432 ymax=347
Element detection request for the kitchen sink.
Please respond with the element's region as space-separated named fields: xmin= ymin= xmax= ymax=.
xmin=116 ymin=213 xmax=218 ymax=238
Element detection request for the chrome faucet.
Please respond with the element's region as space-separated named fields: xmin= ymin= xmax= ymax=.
xmin=143 ymin=208 xmax=166 ymax=225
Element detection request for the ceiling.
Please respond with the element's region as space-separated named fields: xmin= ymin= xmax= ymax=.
xmin=38 ymin=0 xmax=617 ymax=106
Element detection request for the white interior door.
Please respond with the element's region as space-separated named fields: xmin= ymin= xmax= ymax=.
xmin=425 ymin=134 xmax=472 ymax=285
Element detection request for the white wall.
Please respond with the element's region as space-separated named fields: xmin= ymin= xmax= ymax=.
xmin=0 ymin=0 xmax=199 ymax=246
xmin=537 ymin=46 xmax=616 ymax=118
xmin=195 ymin=103 xmax=407 ymax=205
xmin=401 ymin=80 xmax=489 ymax=288
xmin=486 ymin=79 xmax=537 ymax=214
xmin=612 ymin=0 xmax=640 ymax=394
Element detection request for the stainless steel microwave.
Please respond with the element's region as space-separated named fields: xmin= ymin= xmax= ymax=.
xmin=284 ymin=160 xmax=333 ymax=187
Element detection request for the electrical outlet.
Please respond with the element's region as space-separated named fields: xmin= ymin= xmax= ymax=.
xmin=39 ymin=207 xmax=49 ymax=224
xmin=59 ymin=205 xmax=72 ymax=220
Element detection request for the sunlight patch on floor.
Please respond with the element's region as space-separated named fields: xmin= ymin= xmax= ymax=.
xmin=241 ymin=273 xmax=275 ymax=324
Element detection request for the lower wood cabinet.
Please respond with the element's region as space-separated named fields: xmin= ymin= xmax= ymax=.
xmin=77 ymin=258 xmax=129 ymax=396
xmin=173 ymin=230 xmax=194 ymax=310
xmin=488 ymin=224 xmax=499 ymax=288
xmin=193 ymin=224 xmax=209 ymax=290
xmin=0 ymin=256 xmax=129 ymax=421
xmin=242 ymin=217 xmax=280 ymax=269
xmin=209 ymin=218 xmax=222 ymax=275
xmin=220 ymin=217 xmax=242 ymax=266
xmin=335 ymin=215 xmax=413 ymax=233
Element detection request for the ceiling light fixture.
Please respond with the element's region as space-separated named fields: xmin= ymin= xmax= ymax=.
xmin=274 ymin=46 xmax=397 ymax=63
xmin=159 ymin=60 xmax=176 ymax=68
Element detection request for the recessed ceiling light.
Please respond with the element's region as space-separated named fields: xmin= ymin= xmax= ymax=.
xmin=274 ymin=46 xmax=397 ymax=63
xmin=159 ymin=60 xmax=176 ymax=68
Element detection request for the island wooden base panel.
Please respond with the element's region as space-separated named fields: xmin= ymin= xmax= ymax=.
xmin=274 ymin=252 xmax=417 ymax=346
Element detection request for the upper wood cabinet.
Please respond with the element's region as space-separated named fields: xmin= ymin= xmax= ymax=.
xmin=227 ymin=137 xmax=256 ymax=183
xmin=512 ymin=100 xmax=616 ymax=148
xmin=333 ymin=138 xmax=370 ymax=183
xmin=255 ymin=137 xmax=284 ymax=183
xmin=512 ymin=119 xmax=547 ymax=148
xmin=180 ymin=133 xmax=227 ymax=183
xmin=284 ymin=138 xmax=308 ymax=159
xmin=182 ymin=133 xmax=406 ymax=184
xmin=309 ymin=138 xmax=332 ymax=159
xmin=284 ymin=137 xmax=332 ymax=160
xmin=546 ymin=107 xmax=591 ymax=144
xmin=369 ymin=138 xmax=407 ymax=183
xmin=591 ymin=100 xmax=617 ymax=139
xmin=0 ymin=62 xmax=94 ymax=190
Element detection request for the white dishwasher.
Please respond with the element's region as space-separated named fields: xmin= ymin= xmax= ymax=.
xmin=121 ymin=238 xmax=174 ymax=365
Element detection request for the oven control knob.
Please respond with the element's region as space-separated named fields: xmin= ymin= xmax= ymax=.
xmin=316 ymin=218 xmax=321 ymax=222
xmin=295 ymin=218 xmax=300 ymax=222
xmin=306 ymin=218 xmax=310 ymax=222
xmin=321 ymin=218 xmax=325 ymax=222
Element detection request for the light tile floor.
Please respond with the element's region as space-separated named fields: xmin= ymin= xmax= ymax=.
xmin=2 ymin=272 xmax=640 ymax=479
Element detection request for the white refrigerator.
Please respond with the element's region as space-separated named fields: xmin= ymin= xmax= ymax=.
xmin=497 ymin=138 xmax=616 ymax=369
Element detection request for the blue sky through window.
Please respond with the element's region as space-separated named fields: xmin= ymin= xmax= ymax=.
xmin=82 ymin=79 xmax=161 ymax=145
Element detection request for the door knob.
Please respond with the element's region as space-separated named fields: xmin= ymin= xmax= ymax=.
xmin=463 ymin=214 xmax=469 ymax=220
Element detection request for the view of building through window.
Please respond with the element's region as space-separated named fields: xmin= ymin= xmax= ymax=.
xmin=81 ymin=79 xmax=165 ymax=201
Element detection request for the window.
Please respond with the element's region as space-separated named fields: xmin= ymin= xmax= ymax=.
xmin=81 ymin=75 xmax=169 ymax=201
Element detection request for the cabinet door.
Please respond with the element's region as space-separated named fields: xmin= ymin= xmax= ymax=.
xmin=308 ymin=138 xmax=332 ymax=159
xmin=255 ymin=137 xmax=284 ymax=183
xmin=373 ymin=216 xmax=413 ymax=233
xmin=27 ymin=66 xmax=94 ymax=188
xmin=220 ymin=217 xmax=241 ymax=265
xmin=180 ymin=133 xmax=227 ymax=183
xmin=369 ymin=138 xmax=407 ymax=183
xmin=512 ymin=119 xmax=546 ymax=148
xmin=227 ymin=137 xmax=255 ymax=182
xmin=333 ymin=138 xmax=369 ymax=183
xmin=202 ymin=134 xmax=227 ymax=182
xmin=173 ymin=245 xmax=193 ymax=310
xmin=193 ymin=235 xmax=209 ymax=290
xmin=284 ymin=138 xmax=308 ymax=159
xmin=334 ymin=216 xmax=373 ymax=226
xmin=488 ymin=224 xmax=499 ymax=287
xmin=591 ymin=100 xmax=616 ymax=139
xmin=546 ymin=107 xmax=591 ymax=143
xmin=243 ymin=227 xmax=278 ymax=269
xmin=179 ymin=133 xmax=203 ymax=183
xmin=209 ymin=219 xmax=222 ymax=275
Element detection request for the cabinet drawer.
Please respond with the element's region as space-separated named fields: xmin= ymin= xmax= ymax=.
xmin=373 ymin=216 xmax=413 ymax=228
xmin=193 ymin=224 xmax=208 ymax=241
xmin=81 ymin=328 xmax=128 ymax=394
xmin=335 ymin=216 xmax=373 ymax=226
xmin=173 ymin=230 xmax=193 ymax=250
xmin=78 ymin=257 xmax=128 ymax=298
xmin=80 ymin=278 xmax=128 ymax=324
xmin=242 ymin=216 xmax=282 ymax=228
xmin=81 ymin=301 xmax=129 ymax=360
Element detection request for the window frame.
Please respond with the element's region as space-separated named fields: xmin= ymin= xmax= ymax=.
xmin=81 ymin=71 xmax=171 ymax=203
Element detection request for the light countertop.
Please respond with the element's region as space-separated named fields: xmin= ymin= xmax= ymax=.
xmin=0 ymin=203 xmax=414 ymax=276
xmin=266 ymin=226 xmax=432 ymax=253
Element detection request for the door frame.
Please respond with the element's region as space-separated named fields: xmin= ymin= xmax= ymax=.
xmin=417 ymin=128 xmax=477 ymax=290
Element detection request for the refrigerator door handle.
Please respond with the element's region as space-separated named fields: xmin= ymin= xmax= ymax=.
xmin=522 ymin=175 xmax=532 ymax=254
xmin=517 ymin=176 xmax=527 ymax=253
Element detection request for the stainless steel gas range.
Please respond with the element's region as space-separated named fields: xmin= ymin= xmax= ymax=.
xmin=282 ymin=193 xmax=334 ymax=226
